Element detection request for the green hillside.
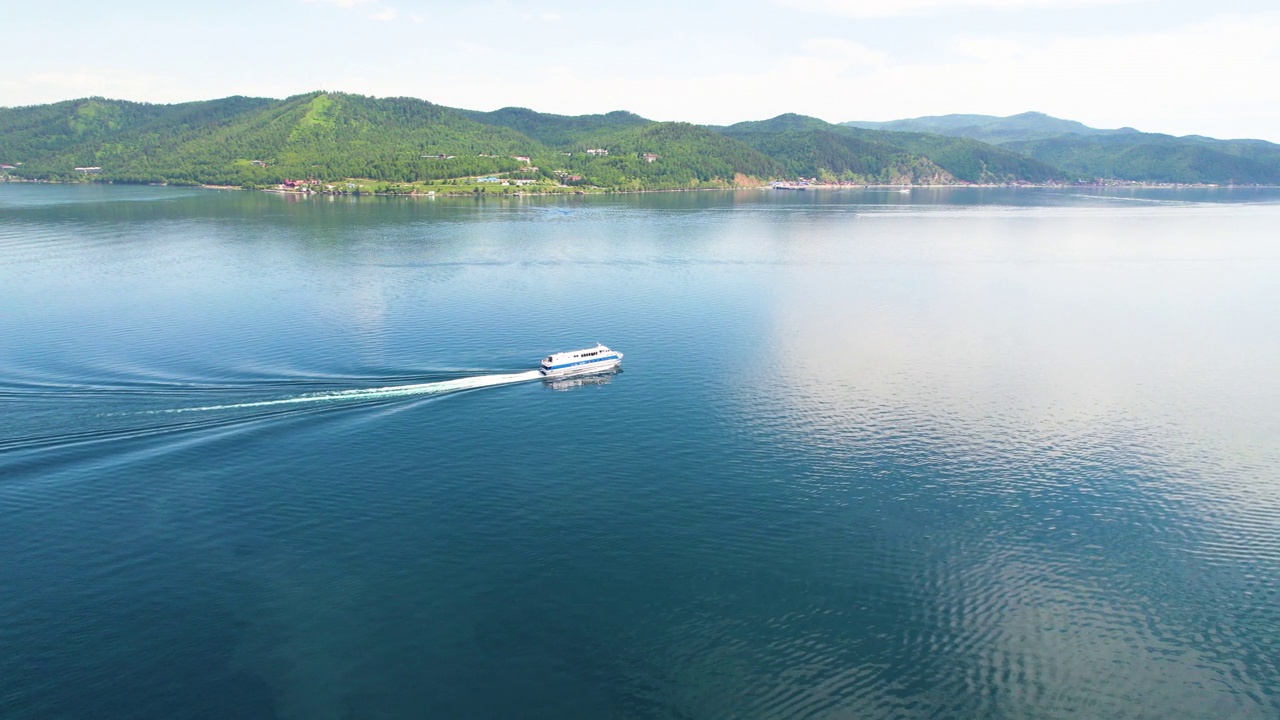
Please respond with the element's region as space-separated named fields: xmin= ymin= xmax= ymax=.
xmin=540 ymin=122 xmax=784 ymax=190
xmin=861 ymin=129 xmax=1064 ymax=183
xmin=842 ymin=112 xmax=1280 ymax=183
xmin=0 ymin=94 xmax=786 ymax=190
xmin=0 ymin=93 xmax=539 ymax=186
xmin=0 ymin=95 xmax=274 ymax=152
xmin=722 ymin=120 xmax=953 ymax=183
xmin=456 ymin=107 xmax=649 ymax=147
xmin=1002 ymin=134 xmax=1280 ymax=184
xmin=724 ymin=114 xmax=1062 ymax=183
xmin=843 ymin=111 xmax=1137 ymax=143
xmin=10 ymin=92 xmax=1270 ymax=189
xmin=455 ymin=106 xmax=785 ymax=189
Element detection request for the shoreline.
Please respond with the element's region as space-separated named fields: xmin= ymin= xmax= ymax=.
xmin=214 ymin=181 xmax=1274 ymax=198
xmin=5 ymin=176 xmax=1275 ymax=196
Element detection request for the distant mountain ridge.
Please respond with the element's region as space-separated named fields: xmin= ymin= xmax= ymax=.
xmin=843 ymin=111 xmax=1138 ymax=143
xmin=720 ymin=113 xmax=1061 ymax=184
xmin=2 ymin=95 xmax=1278 ymax=189
xmin=843 ymin=112 xmax=1280 ymax=183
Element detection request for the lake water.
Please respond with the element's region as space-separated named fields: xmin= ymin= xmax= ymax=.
xmin=2 ymin=184 xmax=1278 ymax=719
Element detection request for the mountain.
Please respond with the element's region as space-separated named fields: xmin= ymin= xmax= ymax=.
xmin=455 ymin=107 xmax=650 ymax=147
xmin=721 ymin=116 xmax=955 ymax=183
xmin=723 ymin=114 xmax=1062 ymax=184
xmin=843 ymin=112 xmax=1280 ymax=183
xmin=5 ymin=93 xmax=1274 ymax=189
xmin=0 ymin=95 xmax=276 ymax=161
xmin=0 ymin=94 xmax=782 ymax=189
xmin=456 ymin=106 xmax=783 ymax=189
xmin=843 ymin=111 xmax=1138 ymax=143
xmin=1002 ymin=134 xmax=1280 ymax=184
xmin=543 ymin=121 xmax=784 ymax=190
xmin=0 ymin=93 xmax=541 ymax=185
xmin=3 ymin=94 xmax=1060 ymax=189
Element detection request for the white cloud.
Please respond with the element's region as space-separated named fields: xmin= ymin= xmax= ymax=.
xmin=783 ymin=0 xmax=1148 ymax=19
xmin=947 ymin=36 xmax=1027 ymax=62
xmin=301 ymin=0 xmax=377 ymax=7
xmin=0 ymin=68 xmax=184 ymax=105
xmin=793 ymin=38 xmax=887 ymax=71
xmin=454 ymin=41 xmax=494 ymax=54
xmin=3 ymin=4 xmax=1276 ymax=142
xmin=847 ymin=13 xmax=1280 ymax=134
xmin=369 ymin=6 xmax=398 ymax=20
xmin=396 ymin=12 xmax=1280 ymax=140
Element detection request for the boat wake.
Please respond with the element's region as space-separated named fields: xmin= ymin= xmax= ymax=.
xmin=157 ymin=370 xmax=545 ymax=413
xmin=0 ymin=370 xmax=545 ymax=462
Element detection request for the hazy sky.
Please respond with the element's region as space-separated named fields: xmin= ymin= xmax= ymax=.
xmin=3 ymin=0 xmax=1278 ymax=140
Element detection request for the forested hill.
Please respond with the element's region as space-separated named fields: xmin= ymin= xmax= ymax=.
xmin=843 ymin=112 xmax=1139 ymax=143
xmin=0 ymin=93 xmax=785 ymax=189
xmin=844 ymin=112 xmax=1280 ymax=184
xmin=2 ymin=93 xmax=1274 ymax=189
xmin=0 ymin=93 xmax=543 ymax=187
xmin=720 ymin=114 xmax=1061 ymax=184
xmin=455 ymin=107 xmax=650 ymax=147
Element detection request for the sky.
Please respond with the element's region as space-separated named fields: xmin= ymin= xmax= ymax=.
xmin=2 ymin=0 xmax=1278 ymax=140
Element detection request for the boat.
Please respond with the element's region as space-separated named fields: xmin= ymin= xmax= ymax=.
xmin=540 ymin=343 xmax=623 ymax=378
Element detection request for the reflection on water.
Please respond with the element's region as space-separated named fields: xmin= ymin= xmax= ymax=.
xmin=747 ymin=198 xmax=1280 ymax=717
xmin=1 ymin=185 xmax=1278 ymax=720
xmin=543 ymin=368 xmax=622 ymax=392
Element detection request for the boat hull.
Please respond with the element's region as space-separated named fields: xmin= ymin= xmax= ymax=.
xmin=539 ymin=356 xmax=622 ymax=378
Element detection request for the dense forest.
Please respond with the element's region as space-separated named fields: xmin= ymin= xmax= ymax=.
xmin=719 ymin=114 xmax=1061 ymax=184
xmin=844 ymin=112 xmax=1280 ymax=184
xmin=2 ymin=93 xmax=1276 ymax=190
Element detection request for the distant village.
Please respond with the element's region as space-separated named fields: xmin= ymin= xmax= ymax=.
xmin=0 ymin=147 xmax=679 ymax=193
xmin=259 ymin=149 xmax=662 ymax=194
xmin=0 ymin=153 xmax=1256 ymax=194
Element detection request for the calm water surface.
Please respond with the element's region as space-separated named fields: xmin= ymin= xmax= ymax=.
xmin=2 ymin=184 xmax=1278 ymax=719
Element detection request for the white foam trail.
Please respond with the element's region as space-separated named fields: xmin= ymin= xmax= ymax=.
xmin=161 ymin=370 xmax=543 ymax=413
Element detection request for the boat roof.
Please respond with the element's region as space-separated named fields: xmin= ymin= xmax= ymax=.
xmin=546 ymin=344 xmax=610 ymax=358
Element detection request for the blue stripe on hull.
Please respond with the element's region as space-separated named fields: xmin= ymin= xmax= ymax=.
xmin=540 ymin=356 xmax=621 ymax=376
xmin=541 ymin=355 xmax=621 ymax=372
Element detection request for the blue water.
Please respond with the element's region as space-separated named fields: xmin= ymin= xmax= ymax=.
xmin=2 ymin=184 xmax=1278 ymax=719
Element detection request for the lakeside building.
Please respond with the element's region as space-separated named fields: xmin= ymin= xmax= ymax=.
xmin=586 ymin=148 xmax=609 ymax=156
xmin=75 ymin=167 xmax=102 ymax=174
xmin=642 ymin=153 xmax=660 ymax=163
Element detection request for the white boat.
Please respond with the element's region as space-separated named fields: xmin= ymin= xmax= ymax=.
xmin=540 ymin=343 xmax=623 ymax=378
